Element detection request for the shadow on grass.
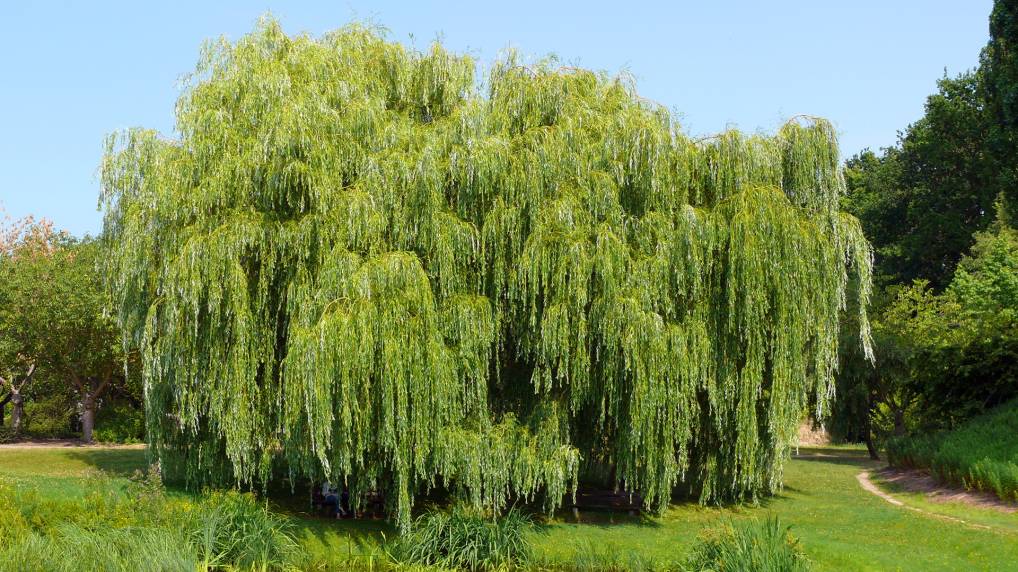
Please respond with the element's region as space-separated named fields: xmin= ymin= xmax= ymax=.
xmin=792 ymin=447 xmax=880 ymax=468
xmin=540 ymin=507 xmax=663 ymax=529
xmin=798 ymin=445 xmax=871 ymax=455
xmin=791 ymin=456 xmax=879 ymax=468
xmin=65 ymin=449 xmax=148 ymax=477
xmin=263 ymin=481 xmax=393 ymax=558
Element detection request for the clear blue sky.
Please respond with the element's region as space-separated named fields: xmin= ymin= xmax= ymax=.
xmin=0 ymin=1 xmax=994 ymax=237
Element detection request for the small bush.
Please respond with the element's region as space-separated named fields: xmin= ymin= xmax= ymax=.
xmin=685 ymin=517 xmax=812 ymax=572
xmin=390 ymin=505 xmax=532 ymax=571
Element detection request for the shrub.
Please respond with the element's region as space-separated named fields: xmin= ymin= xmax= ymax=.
xmin=23 ymin=394 xmax=77 ymax=438
xmin=0 ymin=426 xmax=16 ymax=444
xmin=685 ymin=517 xmax=812 ymax=572
xmin=389 ymin=505 xmax=532 ymax=571
xmin=94 ymin=402 xmax=145 ymax=443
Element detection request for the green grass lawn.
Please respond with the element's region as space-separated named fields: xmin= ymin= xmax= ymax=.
xmin=0 ymin=447 xmax=148 ymax=498
xmin=1 ymin=445 xmax=1016 ymax=571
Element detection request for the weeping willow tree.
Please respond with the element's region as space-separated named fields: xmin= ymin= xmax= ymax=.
xmin=100 ymin=19 xmax=872 ymax=526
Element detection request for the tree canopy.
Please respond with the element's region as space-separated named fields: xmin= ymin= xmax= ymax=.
xmin=99 ymin=19 xmax=872 ymax=525
xmin=844 ymin=0 xmax=1018 ymax=290
xmin=843 ymin=72 xmax=1001 ymax=289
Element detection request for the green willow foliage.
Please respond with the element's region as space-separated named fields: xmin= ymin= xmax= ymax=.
xmin=99 ymin=19 xmax=872 ymax=526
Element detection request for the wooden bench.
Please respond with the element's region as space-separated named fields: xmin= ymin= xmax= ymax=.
xmin=569 ymin=488 xmax=643 ymax=520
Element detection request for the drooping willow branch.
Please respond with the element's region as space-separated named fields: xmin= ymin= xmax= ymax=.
xmin=99 ymin=18 xmax=872 ymax=527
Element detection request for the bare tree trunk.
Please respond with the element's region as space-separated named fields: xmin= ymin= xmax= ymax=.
xmin=1 ymin=364 xmax=35 ymax=437
xmin=78 ymin=375 xmax=112 ymax=444
xmin=864 ymin=429 xmax=880 ymax=461
xmin=11 ymin=392 xmax=24 ymax=436
xmin=893 ymin=408 xmax=906 ymax=437
xmin=864 ymin=394 xmax=880 ymax=461
xmin=81 ymin=394 xmax=96 ymax=443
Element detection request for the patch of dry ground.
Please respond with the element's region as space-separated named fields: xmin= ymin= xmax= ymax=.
xmin=796 ymin=421 xmax=830 ymax=446
xmin=0 ymin=438 xmax=144 ymax=449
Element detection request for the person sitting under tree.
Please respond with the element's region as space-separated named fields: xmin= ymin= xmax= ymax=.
xmin=321 ymin=482 xmax=347 ymax=519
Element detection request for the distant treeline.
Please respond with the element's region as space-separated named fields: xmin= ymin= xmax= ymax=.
xmin=830 ymin=0 xmax=1018 ymax=457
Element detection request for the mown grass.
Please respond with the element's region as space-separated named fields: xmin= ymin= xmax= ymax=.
xmin=1 ymin=445 xmax=1017 ymax=570
xmin=531 ymin=447 xmax=1018 ymax=571
xmin=0 ymin=446 xmax=147 ymax=498
xmin=887 ymin=399 xmax=1018 ymax=502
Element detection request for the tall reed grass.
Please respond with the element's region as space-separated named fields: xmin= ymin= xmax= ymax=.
xmin=0 ymin=467 xmax=299 ymax=571
xmin=388 ymin=505 xmax=532 ymax=571
xmin=684 ymin=517 xmax=812 ymax=572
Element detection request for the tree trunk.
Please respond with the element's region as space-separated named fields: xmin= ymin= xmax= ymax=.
xmin=1 ymin=365 xmax=35 ymax=437
xmin=11 ymin=392 xmax=24 ymax=436
xmin=864 ymin=430 xmax=880 ymax=461
xmin=864 ymin=396 xmax=880 ymax=460
xmin=81 ymin=395 xmax=96 ymax=443
xmin=893 ymin=408 xmax=906 ymax=437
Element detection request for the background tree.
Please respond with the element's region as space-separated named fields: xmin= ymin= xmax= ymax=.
xmin=842 ymin=0 xmax=1018 ymax=289
xmin=913 ymin=218 xmax=1018 ymax=426
xmin=834 ymin=0 xmax=1018 ymax=447
xmin=43 ymin=239 xmax=130 ymax=442
xmin=100 ymin=20 xmax=872 ymax=525
xmin=0 ymin=213 xmax=129 ymax=441
xmin=0 ymin=214 xmax=65 ymax=436
xmin=983 ymin=0 xmax=1018 ymax=218
xmin=844 ymin=71 xmax=999 ymax=289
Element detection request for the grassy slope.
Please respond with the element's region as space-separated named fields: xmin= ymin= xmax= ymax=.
xmin=887 ymin=399 xmax=1018 ymax=502
xmin=1 ymin=447 xmax=1016 ymax=571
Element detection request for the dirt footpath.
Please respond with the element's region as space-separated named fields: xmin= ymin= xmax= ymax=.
xmin=0 ymin=438 xmax=145 ymax=450
xmin=869 ymin=467 xmax=1016 ymax=514
xmin=857 ymin=467 xmax=1018 ymax=534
